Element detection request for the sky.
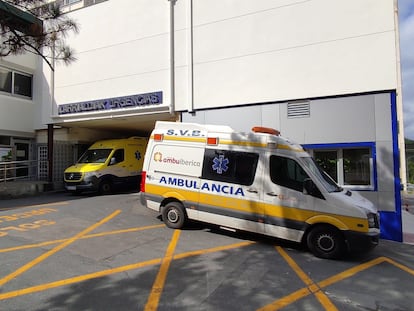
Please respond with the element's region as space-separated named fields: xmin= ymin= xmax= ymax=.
xmin=399 ymin=0 xmax=414 ymax=140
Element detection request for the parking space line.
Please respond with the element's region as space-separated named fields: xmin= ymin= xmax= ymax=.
xmin=144 ymin=229 xmax=181 ymax=311
xmin=0 ymin=240 xmax=253 ymax=301
xmin=0 ymin=224 xmax=165 ymax=253
xmin=0 ymin=209 xmax=121 ymax=287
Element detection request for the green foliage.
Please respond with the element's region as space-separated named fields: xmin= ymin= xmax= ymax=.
xmin=0 ymin=0 xmax=78 ymax=70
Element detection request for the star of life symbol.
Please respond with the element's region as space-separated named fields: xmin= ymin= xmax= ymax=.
xmin=212 ymin=155 xmax=229 ymax=174
xmin=135 ymin=151 xmax=141 ymax=160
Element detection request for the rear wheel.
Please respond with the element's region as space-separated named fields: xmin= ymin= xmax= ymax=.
xmin=162 ymin=202 xmax=186 ymax=229
xmin=307 ymin=225 xmax=346 ymax=259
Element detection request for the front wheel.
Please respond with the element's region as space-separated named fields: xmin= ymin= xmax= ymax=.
xmin=162 ymin=202 xmax=186 ymax=229
xmin=99 ymin=180 xmax=112 ymax=195
xmin=306 ymin=225 xmax=346 ymax=259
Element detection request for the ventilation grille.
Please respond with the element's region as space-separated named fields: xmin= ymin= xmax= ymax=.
xmin=287 ymin=102 xmax=310 ymax=118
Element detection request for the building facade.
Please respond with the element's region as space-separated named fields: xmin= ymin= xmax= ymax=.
xmin=0 ymin=0 xmax=406 ymax=242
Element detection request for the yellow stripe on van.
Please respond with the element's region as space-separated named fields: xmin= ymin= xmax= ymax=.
xmin=146 ymin=183 xmax=369 ymax=233
xmin=262 ymin=203 xmax=369 ymax=233
xmin=145 ymin=184 xmax=200 ymax=203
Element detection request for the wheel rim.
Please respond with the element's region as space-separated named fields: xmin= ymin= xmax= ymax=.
xmin=316 ymin=233 xmax=335 ymax=252
xmin=167 ymin=209 xmax=179 ymax=223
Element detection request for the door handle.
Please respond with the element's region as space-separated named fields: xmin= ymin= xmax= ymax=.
xmin=266 ymin=192 xmax=279 ymax=197
xmin=247 ymin=188 xmax=258 ymax=193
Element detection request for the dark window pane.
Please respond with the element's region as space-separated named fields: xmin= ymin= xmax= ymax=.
xmin=14 ymin=73 xmax=32 ymax=97
xmin=0 ymin=69 xmax=12 ymax=93
xmin=270 ymin=156 xmax=308 ymax=192
xmin=202 ymin=149 xmax=258 ymax=186
xmin=314 ymin=150 xmax=338 ymax=182
xmin=343 ymin=148 xmax=370 ymax=185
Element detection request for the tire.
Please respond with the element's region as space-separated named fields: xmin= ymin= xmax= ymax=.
xmin=306 ymin=225 xmax=346 ymax=259
xmin=99 ymin=180 xmax=112 ymax=195
xmin=162 ymin=202 xmax=186 ymax=229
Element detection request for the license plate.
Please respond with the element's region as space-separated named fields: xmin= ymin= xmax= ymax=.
xmin=67 ymin=186 xmax=76 ymax=190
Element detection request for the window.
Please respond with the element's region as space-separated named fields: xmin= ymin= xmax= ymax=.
xmin=202 ymin=149 xmax=259 ymax=186
xmin=78 ymin=149 xmax=112 ymax=163
xmin=0 ymin=67 xmax=33 ymax=98
xmin=270 ymin=156 xmax=309 ymax=192
xmin=0 ymin=68 xmax=12 ymax=93
xmin=110 ymin=149 xmax=124 ymax=165
xmin=306 ymin=143 xmax=376 ymax=190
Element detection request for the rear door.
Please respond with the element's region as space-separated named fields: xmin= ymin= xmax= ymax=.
xmin=146 ymin=143 xmax=204 ymax=218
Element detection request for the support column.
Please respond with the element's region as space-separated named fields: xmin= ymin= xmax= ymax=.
xmin=47 ymin=124 xmax=54 ymax=184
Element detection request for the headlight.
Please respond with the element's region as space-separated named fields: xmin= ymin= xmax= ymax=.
xmin=83 ymin=172 xmax=97 ymax=180
xmin=367 ymin=213 xmax=379 ymax=229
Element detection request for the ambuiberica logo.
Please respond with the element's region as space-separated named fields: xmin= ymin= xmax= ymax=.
xmin=153 ymin=152 xmax=201 ymax=167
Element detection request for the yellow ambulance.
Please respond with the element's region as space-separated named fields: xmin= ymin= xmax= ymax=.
xmin=140 ymin=121 xmax=379 ymax=259
xmin=64 ymin=137 xmax=147 ymax=195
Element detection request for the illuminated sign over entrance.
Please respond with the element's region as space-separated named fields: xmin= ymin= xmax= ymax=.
xmin=58 ymin=91 xmax=163 ymax=115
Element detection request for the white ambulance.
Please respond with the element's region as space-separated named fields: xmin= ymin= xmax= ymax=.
xmin=140 ymin=121 xmax=380 ymax=259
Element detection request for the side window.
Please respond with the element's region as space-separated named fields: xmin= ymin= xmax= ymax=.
xmin=110 ymin=149 xmax=124 ymax=165
xmin=202 ymin=149 xmax=259 ymax=186
xmin=270 ymin=155 xmax=309 ymax=192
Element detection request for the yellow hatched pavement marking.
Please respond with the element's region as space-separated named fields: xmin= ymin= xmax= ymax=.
xmin=144 ymin=229 xmax=181 ymax=311
xmin=0 ymin=224 xmax=165 ymax=253
xmin=0 ymin=240 xmax=252 ymax=301
xmin=258 ymin=251 xmax=414 ymax=311
xmin=0 ymin=210 xmax=121 ymax=287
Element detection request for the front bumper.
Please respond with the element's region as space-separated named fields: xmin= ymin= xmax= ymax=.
xmin=344 ymin=230 xmax=380 ymax=253
xmin=64 ymin=176 xmax=100 ymax=192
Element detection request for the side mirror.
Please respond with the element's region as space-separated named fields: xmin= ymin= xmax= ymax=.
xmin=109 ymin=157 xmax=116 ymax=165
xmin=303 ymin=178 xmax=315 ymax=195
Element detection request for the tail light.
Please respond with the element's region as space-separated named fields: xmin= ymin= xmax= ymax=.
xmin=140 ymin=171 xmax=146 ymax=193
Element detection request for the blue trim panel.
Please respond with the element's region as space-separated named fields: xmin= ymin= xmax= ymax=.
xmin=380 ymin=91 xmax=402 ymax=242
xmin=302 ymin=141 xmax=378 ymax=191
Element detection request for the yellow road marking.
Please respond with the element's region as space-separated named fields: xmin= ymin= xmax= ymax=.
xmin=145 ymin=230 xmax=181 ymax=311
xmin=173 ymin=240 xmax=255 ymax=260
xmin=0 ymin=239 xmax=253 ymax=301
xmin=0 ymin=210 xmax=121 ymax=287
xmin=1 ymin=201 xmax=68 ymax=210
xmin=0 ymin=258 xmax=162 ymax=300
xmin=0 ymin=224 xmax=165 ymax=253
xmin=276 ymin=246 xmax=338 ymax=311
xmin=317 ymin=256 xmax=386 ymax=288
xmin=258 ymin=252 xmax=414 ymax=311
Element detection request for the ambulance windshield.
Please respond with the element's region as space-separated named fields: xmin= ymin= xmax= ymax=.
xmin=301 ymin=157 xmax=342 ymax=193
xmin=78 ymin=149 xmax=112 ymax=164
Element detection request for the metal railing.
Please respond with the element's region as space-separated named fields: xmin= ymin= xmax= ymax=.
xmin=0 ymin=160 xmax=40 ymax=182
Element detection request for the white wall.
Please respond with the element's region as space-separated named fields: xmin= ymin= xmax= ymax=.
xmin=0 ymin=53 xmax=38 ymax=135
xmin=52 ymin=0 xmax=171 ymax=107
xmin=174 ymin=0 xmax=398 ymax=111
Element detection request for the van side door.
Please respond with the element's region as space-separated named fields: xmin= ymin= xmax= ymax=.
xmin=105 ymin=149 xmax=128 ymax=177
xmin=199 ymin=149 xmax=265 ymax=234
xmin=262 ymin=154 xmax=315 ymax=242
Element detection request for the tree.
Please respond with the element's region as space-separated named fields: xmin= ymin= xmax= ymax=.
xmin=0 ymin=0 xmax=78 ymax=70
